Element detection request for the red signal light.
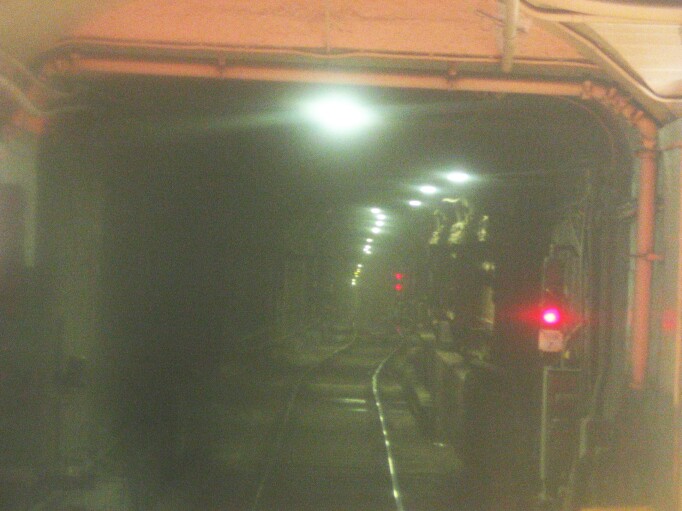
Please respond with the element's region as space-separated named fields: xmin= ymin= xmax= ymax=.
xmin=395 ymin=283 xmax=403 ymax=292
xmin=395 ymin=273 xmax=404 ymax=280
xmin=541 ymin=307 xmax=561 ymax=326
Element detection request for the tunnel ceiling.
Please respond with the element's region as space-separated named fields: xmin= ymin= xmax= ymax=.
xmin=3 ymin=0 xmax=680 ymax=295
xmin=0 ymin=0 xmax=680 ymax=122
xmin=58 ymin=75 xmax=615 ymax=276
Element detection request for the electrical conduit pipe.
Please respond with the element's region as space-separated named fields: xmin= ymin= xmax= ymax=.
xmin=579 ymin=82 xmax=659 ymax=391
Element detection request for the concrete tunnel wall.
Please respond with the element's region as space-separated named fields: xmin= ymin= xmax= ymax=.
xmin=652 ymin=118 xmax=682 ymax=396
xmin=35 ymin=129 xmax=109 ymax=472
xmin=0 ymin=131 xmax=60 ymax=477
xmin=2 ymin=117 xmax=332 ymax=475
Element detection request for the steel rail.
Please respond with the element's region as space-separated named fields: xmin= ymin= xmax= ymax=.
xmin=372 ymin=341 xmax=408 ymax=511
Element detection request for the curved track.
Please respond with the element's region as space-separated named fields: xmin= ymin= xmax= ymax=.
xmin=250 ymin=333 xmax=404 ymax=511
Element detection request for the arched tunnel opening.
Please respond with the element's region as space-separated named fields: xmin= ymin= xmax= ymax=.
xmin=6 ymin=75 xmax=672 ymax=510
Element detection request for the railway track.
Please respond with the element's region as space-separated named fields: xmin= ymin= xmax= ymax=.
xmin=250 ymin=332 xmax=405 ymax=511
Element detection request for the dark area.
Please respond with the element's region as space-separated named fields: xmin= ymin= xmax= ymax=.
xmin=3 ymin=78 xmax=639 ymax=510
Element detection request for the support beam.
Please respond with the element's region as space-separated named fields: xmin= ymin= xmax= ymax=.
xmin=57 ymin=56 xmax=589 ymax=96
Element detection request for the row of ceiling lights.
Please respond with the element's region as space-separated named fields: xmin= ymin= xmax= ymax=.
xmin=300 ymin=92 xmax=474 ymax=287
xmin=417 ymin=171 xmax=473 ymax=199
xmin=350 ymin=169 xmax=473 ymax=287
xmin=304 ymin=91 xmax=474 ymax=200
xmin=352 ymin=207 xmax=386 ymax=286
xmin=303 ymin=92 xmax=388 ymax=288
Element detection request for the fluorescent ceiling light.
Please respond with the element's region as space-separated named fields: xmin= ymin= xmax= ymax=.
xmin=304 ymin=94 xmax=376 ymax=133
xmin=447 ymin=171 xmax=471 ymax=183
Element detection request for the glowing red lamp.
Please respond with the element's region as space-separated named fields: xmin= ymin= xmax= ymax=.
xmin=542 ymin=307 xmax=561 ymax=326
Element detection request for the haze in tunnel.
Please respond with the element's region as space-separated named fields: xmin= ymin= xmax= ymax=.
xmin=31 ymin=77 xmax=625 ymax=509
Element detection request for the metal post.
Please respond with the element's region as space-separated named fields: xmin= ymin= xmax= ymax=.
xmin=631 ymin=148 xmax=658 ymax=390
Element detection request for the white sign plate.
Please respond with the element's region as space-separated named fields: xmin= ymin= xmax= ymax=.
xmin=538 ymin=329 xmax=566 ymax=352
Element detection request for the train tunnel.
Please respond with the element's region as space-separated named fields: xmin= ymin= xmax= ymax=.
xmin=1 ymin=2 xmax=682 ymax=511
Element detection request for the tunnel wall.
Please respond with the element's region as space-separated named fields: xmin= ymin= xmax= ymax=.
xmin=0 ymin=132 xmax=38 ymax=266
xmin=26 ymin=119 xmax=330 ymax=490
xmin=603 ymin=118 xmax=682 ymax=509
xmin=0 ymin=131 xmax=59 ymax=489
xmin=578 ymin=118 xmax=681 ymax=509
xmin=274 ymin=253 xmax=323 ymax=340
xmin=642 ymin=116 xmax=682 ymax=509
xmin=37 ymin=130 xmax=110 ymax=474
xmin=0 ymin=127 xmax=109 ymax=485
xmin=639 ymin=120 xmax=681 ymax=509
xmin=651 ymin=118 xmax=682 ymax=395
xmin=0 ymin=124 xmax=117 ymax=493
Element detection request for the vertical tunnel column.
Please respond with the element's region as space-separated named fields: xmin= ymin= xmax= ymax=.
xmin=659 ymin=119 xmax=682 ymax=510
xmin=651 ymin=122 xmax=682 ymax=399
xmin=0 ymin=131 xmax=38 ymax=266
xmin=39 ymin=134 xmax=107 ymax=479
xmin=0 ymin=129 xmax=50 ymax=477
xmin=631 ymin=117 xmax=681 ymax=509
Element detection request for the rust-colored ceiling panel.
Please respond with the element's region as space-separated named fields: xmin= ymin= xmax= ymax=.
xmin=327 ymin=0 xmax=500 ymax=56
xmin=70 ymin=0 xmax=585 ymax=63
xmin=0 ymin=0 xmax=679 ymax=120
xmin=515 ymin=19 xmax=587 ymax=61
xmin=74 ymin=0 xmax=329 ymax=49
xmin=0 ymin=0 xmax=126 ymax=62
xmin=588 ymin=22 xmax=682 ymax=97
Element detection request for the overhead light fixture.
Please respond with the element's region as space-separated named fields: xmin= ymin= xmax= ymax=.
xmin=419 ymin=185 xmax=438 ymax=195
xmin=375 ymin=220 xmax=385 ymax=227
xmin=371 ymin=227 xmax=381 ymax=234
xmin=408 ymin=200 xmax=422 ymax=207
xmin=303 ymin=93 xmax=376 ymax=133
xmin=366 ymin=239 xmax=373 ymax=243
xmin=376 ymin=213 xmax=387 ymax=221
xmin=370 ymin=207 xmax=382 ymax=214
xmin=446 ymin=171 xmax=472 ymax=184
